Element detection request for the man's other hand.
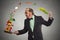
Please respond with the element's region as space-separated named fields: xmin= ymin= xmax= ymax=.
xmin=48 ymin=11 xmax=53 ymax=18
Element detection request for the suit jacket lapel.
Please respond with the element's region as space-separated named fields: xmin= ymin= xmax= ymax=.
xmin=33 ymin=15 xmax=37 ymax=32
xmin=27 ymin=19 xmax=32 ymax=32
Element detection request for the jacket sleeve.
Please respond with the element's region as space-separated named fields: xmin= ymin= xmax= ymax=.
xmin=41 ymin=16 xmax=54 ymax=26
xmin=17 ymin=19 xmax=28 ymax=35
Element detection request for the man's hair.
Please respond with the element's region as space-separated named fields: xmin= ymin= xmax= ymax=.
xmin=28 ymin=8 xmax=34 ymax=15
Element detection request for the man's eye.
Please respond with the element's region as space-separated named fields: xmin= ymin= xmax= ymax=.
xmin=25 ymin=12 xmax=27 ymax=14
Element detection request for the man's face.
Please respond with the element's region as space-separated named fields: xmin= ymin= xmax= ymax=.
xmin=25 ymin=8 xmax=33 ymax=19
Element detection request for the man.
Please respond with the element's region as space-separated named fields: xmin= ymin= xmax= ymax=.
xmin=13 ymin=8 xmax=54 ymax=40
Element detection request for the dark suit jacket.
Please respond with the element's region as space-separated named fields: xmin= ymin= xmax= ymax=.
xmin=17 ymin=15 xmax=54 ymax=40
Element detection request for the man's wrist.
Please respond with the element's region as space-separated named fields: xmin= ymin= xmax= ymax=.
xmin=49 ymin=17 xmax=53 ymax=20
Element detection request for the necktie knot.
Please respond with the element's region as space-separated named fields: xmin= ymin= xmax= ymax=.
xmin=30 ymin=18 xmax=33 ymax=20
xmin=27 ymin=18 xmax=33 ymax=21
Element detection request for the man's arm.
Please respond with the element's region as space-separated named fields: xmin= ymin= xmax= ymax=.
xmin=41 ymin=11 xmax=54 ymax=26
xmin=13 ymin=19 xmax=28 ymax=35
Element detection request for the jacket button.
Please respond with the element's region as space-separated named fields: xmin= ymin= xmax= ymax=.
xmin=32 ymin=35 xmax=34 ymax=38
